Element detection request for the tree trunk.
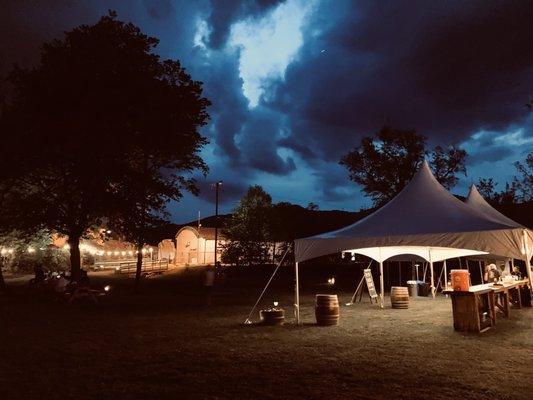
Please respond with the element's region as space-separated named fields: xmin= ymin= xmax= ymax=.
xmin=68 ymin=235 xmax=81 ymax=282
xmin=134 ymin=243 xmax=143 ymax=293
xmin=0 ymin=258 xmax=6 ymax=293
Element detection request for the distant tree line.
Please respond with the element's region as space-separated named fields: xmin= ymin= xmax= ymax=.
xmin=477 ymin=154 xmax=532 ymax=204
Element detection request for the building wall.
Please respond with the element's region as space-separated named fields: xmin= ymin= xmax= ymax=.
xmin=175 ymin=229 xmax=199 ymax=264
xmin=175 ymin=227 xmax=225 ymax=265
xmin=158 ymin=239 xmax=176 ymax=262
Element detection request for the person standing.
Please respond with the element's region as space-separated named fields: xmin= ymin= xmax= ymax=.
xmin=203 ymin=267 xmax=216 ymax=306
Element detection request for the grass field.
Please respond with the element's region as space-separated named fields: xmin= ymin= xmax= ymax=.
xmin=1 ymin=266 xmax=532 ymax=400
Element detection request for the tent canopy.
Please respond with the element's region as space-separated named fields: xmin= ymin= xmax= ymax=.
xmin=342 ymin=246 xmax=488 ymax=263
xmin=295 ymin=161 xmax=531 ymax=263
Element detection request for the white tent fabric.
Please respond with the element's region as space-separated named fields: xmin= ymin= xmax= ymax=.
xmin=295 ymin=161 xmax=531 ymax=263
xmin=342 ymin=246 xmax=488 ymax=263
xmin=465 ymin=184 xmax=523 ymax=228
xmin=292 ymin=161 xmax=532 ymax=319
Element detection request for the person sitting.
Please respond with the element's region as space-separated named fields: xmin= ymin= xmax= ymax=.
xmin=33 ymin=264 xmax=46 ymax=283
xmin=484 ymin=263 xmax=502 ymax=283
xmin=79 ymin=269 xmax=90 ymax=287
xmin=54 ymin=273 xmax=69 ymax=294
xmin=512 ymin=265 xmax=523 ymax=279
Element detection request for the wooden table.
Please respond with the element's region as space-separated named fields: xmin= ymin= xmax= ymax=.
xmin=492 ymin=284 xmax=511 ymax=320
xmin=443 ymin=284 xmax=496 ymax=333
xmin=507 ymin=279 xmax=531 ymax=309
xmin=490 ymin=279 xmax=529 ymax=318
xmin=444 ymin=279 xmax=531 ymax=332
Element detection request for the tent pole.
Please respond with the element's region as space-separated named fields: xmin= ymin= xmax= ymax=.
xmin=379 ymin=260 xmax=384 ymax=309
xmin=430 ymin=261 xmax=435 ymax=298
xmin=399 ymin=261 xmax=402 ymax=286
xmin=429 ymin=248 xmax=435 ymax=298
xmin=523 ymin=230 xmax=533 ymax=291
xmin=295 ymin=261 xmax=300 ymax=324
xmin=478 ymin=260 xmax=483 ymax=284
xmin=443 ymin=260 xmax=448 ymax=290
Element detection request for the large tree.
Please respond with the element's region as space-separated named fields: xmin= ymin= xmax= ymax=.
xmin=0 ymin=12 xmax=208 ymax=281
xmin=110 ymin=70 xmax=209 ymax=292
xmin=340 ymin=125 xmax=467 ymax=205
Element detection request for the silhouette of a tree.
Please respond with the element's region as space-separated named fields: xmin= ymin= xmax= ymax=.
xmin=513 ymin=153 xmax=532 ymax=202
xmin=340 ymin=125 xmax=467 ymax=205
xmin=222 ymin=186 xmax=274 ymax=266
xmin=0 ymin=12 xmax=209 ymax=281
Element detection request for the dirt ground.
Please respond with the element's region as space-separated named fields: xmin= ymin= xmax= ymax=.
xmin=1 ymin=266 xmax=532 ymax=400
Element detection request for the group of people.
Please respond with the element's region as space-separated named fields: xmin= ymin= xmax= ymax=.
xmin=31 ymin=264 xmax=91 ymax=299
xmin=483 ymin=262 xmax=524 ymax=283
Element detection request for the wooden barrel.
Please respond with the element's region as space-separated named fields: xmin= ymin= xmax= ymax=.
xmin=451 ymin=270 xmax=470 ymax=291
xmin=391 ymin=286 xmax=409 ymax=309
xmin=315 ymin=294 xmax=339 ymax=326
xmin=260 ymin=309 xmax=285 ymax=325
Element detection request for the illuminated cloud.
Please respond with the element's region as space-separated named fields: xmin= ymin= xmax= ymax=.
xmin=229 ymin=0 xmax=315 ymax=107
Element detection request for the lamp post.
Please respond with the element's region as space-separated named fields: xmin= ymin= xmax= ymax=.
xmin=213 ymin=181 xmax=222 ymax=268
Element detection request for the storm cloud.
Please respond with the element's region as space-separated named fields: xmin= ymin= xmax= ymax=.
xmin=1 ymin=0 xmax=532 ymax=222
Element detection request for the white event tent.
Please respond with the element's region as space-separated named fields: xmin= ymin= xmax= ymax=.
xmin=294 ymin=161 xmax=532 ymax=323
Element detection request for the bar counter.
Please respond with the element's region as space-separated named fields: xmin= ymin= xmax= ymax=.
xmin=443 ymin=279 xmax=530 ymax=333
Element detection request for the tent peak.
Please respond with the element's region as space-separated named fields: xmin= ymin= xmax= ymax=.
xmin=465 ymin=183 xmax=523 ymax=228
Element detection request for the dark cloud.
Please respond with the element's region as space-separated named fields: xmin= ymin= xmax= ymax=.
xmin=143 ymin=0 xmax=175 ymax=20
xmin=195 ymin=177 xmax=247 ymax=205
xmin=206 ymin=0 xmax=282 ymax=48
xmin=269 ymin=0 xmax=533 ymax=155
xmin=2 ymin=0 xmax=532 ymax=222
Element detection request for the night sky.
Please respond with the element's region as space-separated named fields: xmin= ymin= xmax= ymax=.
xmin=2 ymin=0 xmax=532 ymax=223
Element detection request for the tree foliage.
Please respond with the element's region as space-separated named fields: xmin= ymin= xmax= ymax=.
xmin=476 ymin=178 xmax=517 ymax=205
xmin=222 ymin=186 xmax=274 ymax=266
xmin=0 ymin=12 xmax=209 ymax=281
xmin=340 ymin=125 xmax=467 ymax=205
xmin=477 ymin=153 xmax=532 ymax=204
xmin=513 ymin=153 xmax=532 ymax=202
